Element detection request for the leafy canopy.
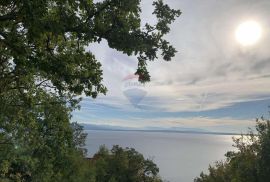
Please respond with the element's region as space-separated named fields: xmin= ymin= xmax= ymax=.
xmin=0 ymin=0 xmax=180 ymax=181
xmin=194 ymin=117 xmax=270 ymax=182
xmin=1 ymin=0 xmax=181 ymax=100
xmin=91 ymin=145 xmax=163 ymax=182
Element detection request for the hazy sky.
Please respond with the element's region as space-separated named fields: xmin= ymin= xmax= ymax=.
xmin=73 ymin=0 xmax=270 ymax=133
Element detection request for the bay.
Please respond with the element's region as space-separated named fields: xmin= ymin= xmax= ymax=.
xmin=85 ymin=130 xmax=235 ymax=182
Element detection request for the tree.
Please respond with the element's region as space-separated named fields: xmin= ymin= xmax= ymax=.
xmin=1 ymin=0 xmax=181 ymax=100
xmin=92 ymin=145 xmax=163 ymax=182
xmin=0 ymin=90 xmax=92 ymax=181
xmin=194 ymin=117 xmax=270 ymax=182
xmin=0 ymin=0 xmax=180 ymax=181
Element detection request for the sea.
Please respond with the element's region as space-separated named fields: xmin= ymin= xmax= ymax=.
xmin=84 ymin=130 xmax=235 ymax=182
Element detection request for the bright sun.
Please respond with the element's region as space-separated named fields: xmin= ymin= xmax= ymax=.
xmin=235 ymin=20 xmax=262 ymax=46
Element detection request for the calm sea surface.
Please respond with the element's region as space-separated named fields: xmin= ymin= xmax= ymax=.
xmin=85 ymin=130 xmax=235 ymax=182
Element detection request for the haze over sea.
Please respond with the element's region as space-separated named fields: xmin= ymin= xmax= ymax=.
xmin=85 ymin=130 xmax=235 ymax=182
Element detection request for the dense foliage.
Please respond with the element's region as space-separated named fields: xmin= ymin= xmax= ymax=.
xmin=0 ymin=0 xmax=180 ymax=181
xmin=194 ymin=117 xmax=270 ymax=182
xmin=90 ymin=145 xmax=163 ymax=182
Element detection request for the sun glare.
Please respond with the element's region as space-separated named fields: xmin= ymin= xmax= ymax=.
xmin=235 ymin=20 xmax=262 ymax=46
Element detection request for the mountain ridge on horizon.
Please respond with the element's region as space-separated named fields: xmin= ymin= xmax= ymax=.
xmin=80 ymin=123 xmax=241 ymax=135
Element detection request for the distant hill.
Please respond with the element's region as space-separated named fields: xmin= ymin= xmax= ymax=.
xmin=80 ymin=123 xmax=240 ymax=135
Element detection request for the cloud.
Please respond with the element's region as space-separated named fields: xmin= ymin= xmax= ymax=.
xmin=87 ymin=0 xmax=270 ymax=111
xmin=76 ymin=0 xmax=270 ymax=132
xmin=144 ymin=75 xmax=270 ymax=112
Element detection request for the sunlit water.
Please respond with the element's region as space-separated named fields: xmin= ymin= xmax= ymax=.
xmin=85 ymin=130 xmax=235 ymax=182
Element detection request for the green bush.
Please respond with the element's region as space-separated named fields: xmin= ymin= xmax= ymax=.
xmin=195 ymin=117 xmax=270 ymax=182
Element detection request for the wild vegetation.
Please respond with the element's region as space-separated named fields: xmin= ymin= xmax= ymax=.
xmin=0 ymin=0 xmax=180 ymax=181
xmin=195 ymin=117 xmax=270 ymax=182
xmin=90 ymin=145 xmax=163 ymax=182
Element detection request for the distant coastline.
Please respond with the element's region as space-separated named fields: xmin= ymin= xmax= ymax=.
xmin=85 ymin=128 xmax=241 ymax=136
xmin=81 ymin=123 xmax=242 ymax=136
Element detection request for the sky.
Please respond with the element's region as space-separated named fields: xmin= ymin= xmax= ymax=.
xmin=73 ymin=0 xmax=270 ymax=133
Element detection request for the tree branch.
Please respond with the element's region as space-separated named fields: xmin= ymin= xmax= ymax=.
xmin=0 ymin=12 xmax=16 ymax=21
